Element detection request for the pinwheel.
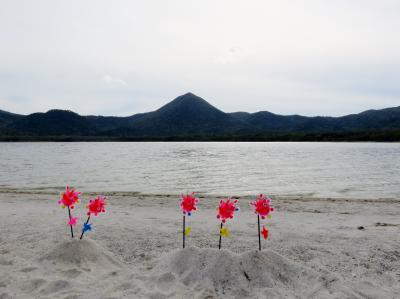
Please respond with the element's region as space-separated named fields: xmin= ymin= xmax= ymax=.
xmin=57 ymin=186 xmax=81 ymax=238
xmin=80 ymin=196 xmax=106 ymax=240
xmin=250 ymin=194 xmax=274 ymax=250
xmin=217 ymin=198 xmax=239 ymax=249
xmin=261 ymin=226 xmax=269 ymax=240
xmin=68 ymin=217 xmax=78 ymax=226
xmin=180 ymin=192 xmax=199 ymax=248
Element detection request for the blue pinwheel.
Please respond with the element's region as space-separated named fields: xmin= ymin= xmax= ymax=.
xmin=83 ymin=223 xmax=92 ymax=233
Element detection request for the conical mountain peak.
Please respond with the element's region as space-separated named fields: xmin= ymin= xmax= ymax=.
xmin=156 ymin=93 xmax=222 ymax=115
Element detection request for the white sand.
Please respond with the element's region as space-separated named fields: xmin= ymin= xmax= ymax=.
xmin=0 ymin=192 xmax=399 ymax=298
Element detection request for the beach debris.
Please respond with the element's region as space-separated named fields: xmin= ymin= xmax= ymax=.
xmin=250 ymin=194 xmax=274 ymax=250
xmin=217 ymin=198 xmax=239 ymax=249
xmin=58 ymin=186 xmax=81 ymax=238
xmin=80 ymin=196 xmax=107 ymax=240
xmin=180 ymin=192 xmax=199 ymax=248
xmin=375 ymin=222 xmax=399 ymax=227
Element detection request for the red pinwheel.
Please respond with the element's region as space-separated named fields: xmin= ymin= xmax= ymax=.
xmin=250 ymin=194 xmax=274 ymax=251
xmin=250 ymin=194 xmax=274 ymax=219
xmin=180 ymin=192 xmax=198 ymax=216
xmin=58 ymin=186 xmax=81 ymax=238
xmin=217 ymin=198 xmax=239 ymax=249
xmin=80 ymin=196 xmax=107 ymax=240
xmin=58 ymin=186 xmax=81 ymax=209
xmin=217 ymin=198 xmax=239 ymax=223
xmin=180 ymin=193 xmax=199 ymax=248
xmin=86 ymin=196 xmax=107 ymax=216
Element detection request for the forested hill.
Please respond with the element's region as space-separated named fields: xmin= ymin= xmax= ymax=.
xmin=1 ymin=93 xmax=399 ymax=141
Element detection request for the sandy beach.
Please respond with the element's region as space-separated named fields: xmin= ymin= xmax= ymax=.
xmin=2 ymin=0 xmax=400 ymax=298
xmin=0 ymin=191 xmax=399 ymax=298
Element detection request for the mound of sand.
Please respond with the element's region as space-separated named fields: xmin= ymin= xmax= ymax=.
xmin=1 ymin=239 xmax=127 ymax=298
xmin=150 ymin=247 xmax=356 ymax=298
xmin=39 ymin=239 xmax=122 ymax=269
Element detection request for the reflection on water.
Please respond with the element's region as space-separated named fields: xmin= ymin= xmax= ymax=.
xmin=0 ymin=142 xmax=399 ymax=199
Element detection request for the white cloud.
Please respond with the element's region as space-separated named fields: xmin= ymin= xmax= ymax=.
xmin=102 ymin=75 xmax=127 ymax=87
xmin=214 ymin=46 xmax=244 ymax=64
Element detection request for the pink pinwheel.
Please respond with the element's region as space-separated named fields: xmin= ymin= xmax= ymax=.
xmin=250 ymin=194 xmax=274 ymax=219
xmin=68 ymin=217 xmax=78 ymax=226
xmin=180 ymin=192 xmax=199 ymax=215
xmin=217 ymin=198 xmax=239 ymax=223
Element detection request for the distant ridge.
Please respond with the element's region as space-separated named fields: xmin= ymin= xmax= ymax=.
xmin=1 ymin=93 xmax=400 ymax=141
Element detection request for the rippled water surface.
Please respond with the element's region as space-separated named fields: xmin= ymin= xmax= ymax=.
xmin=0 ymin=142 xmax=399 ymax=198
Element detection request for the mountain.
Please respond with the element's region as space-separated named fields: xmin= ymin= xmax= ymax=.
xmin=1 ymin=93 xmax=400 ymax=141
xmin=0 ymin=109 xmax=23 ymax=126
xmin=8 ymin=110 xmax=96 ymax=136
xmin=229 ymin=111 xmax=310 ymax=132
xmin=107 ymin=93 xmax=250 ymax=137
xmin=229 ymin=107 xmax=400 ymax=133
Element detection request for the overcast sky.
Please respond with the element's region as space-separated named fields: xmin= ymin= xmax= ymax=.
xmin=0 ymin=0 xmax=399 ymax=116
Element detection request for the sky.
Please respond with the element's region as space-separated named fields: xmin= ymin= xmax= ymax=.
xmin=0 ymin=0 xmax=399 ymax=117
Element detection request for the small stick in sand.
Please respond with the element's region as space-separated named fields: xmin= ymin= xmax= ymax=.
xmin=68 ymin=206 xmax=74 ymax=238
xmin=183 ymin=215 xmax=186 ymax=248
xmin=218 ymin=222 xmax=223 ymax=249
xmin=257 ymin=214 xmax=261 ymax=251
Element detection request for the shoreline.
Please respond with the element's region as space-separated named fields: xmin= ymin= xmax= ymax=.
xmin=0 ymin=188 xmax=399 ymax=203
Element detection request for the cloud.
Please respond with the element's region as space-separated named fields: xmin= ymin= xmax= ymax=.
xmin=102 ymin=75 xmax=127 ymax=88
xmin=214 ymin=46 xmax=244 ymax=64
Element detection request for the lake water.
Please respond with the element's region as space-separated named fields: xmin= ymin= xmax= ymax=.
xmin=0 ymin=142 xmax=399 ymax=199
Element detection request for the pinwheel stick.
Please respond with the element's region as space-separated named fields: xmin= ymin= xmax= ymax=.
xmin=80 ymin=215 xmax=91 ymax=240
xmin=258 ymin=214 xmax=261 ymax=251
xmin=218 ymin=222 xmax=223 ymax=250
xmin=183 ymin=215 xmax=186 ymax=249
xmin=67 ymin=206 xmax=74 ymax=238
